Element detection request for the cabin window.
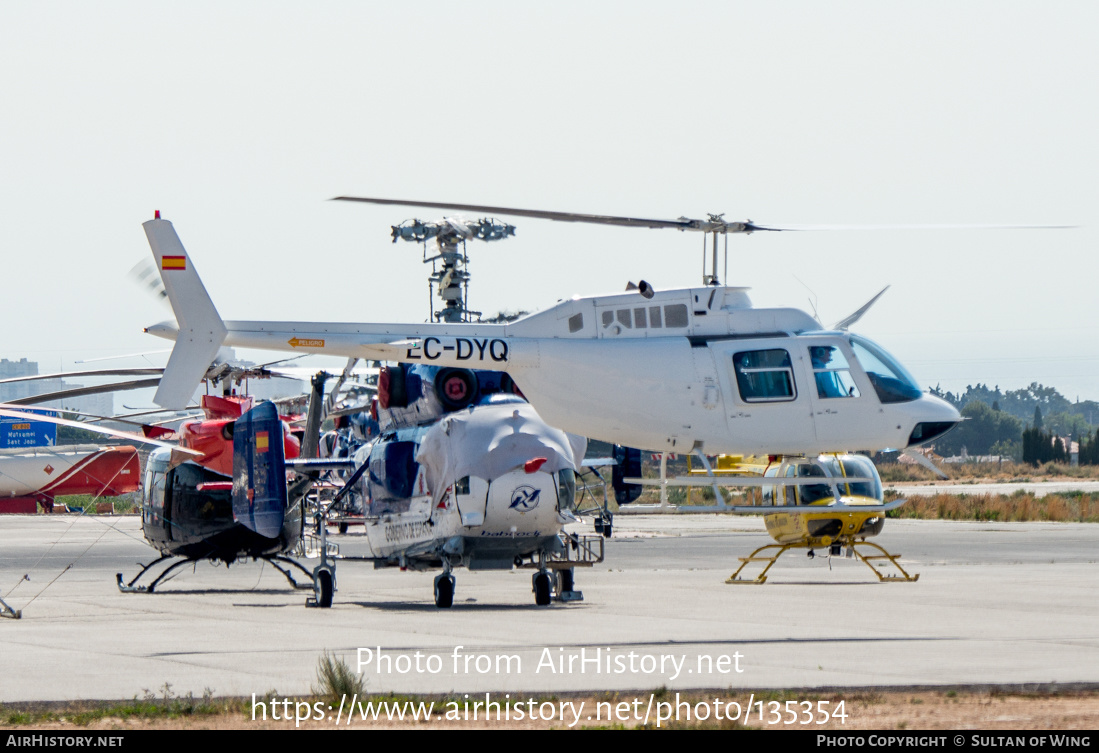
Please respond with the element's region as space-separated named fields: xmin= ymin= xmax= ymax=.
xmin=568 ymin=313 xmax=584 ymax=333
xmin=733 ymin=349 xmax=797 ymax=402
xmin=616 ymin=309 xmax=633 ymax=328
xmin=633 ymin=308 xmax=647 ymax=328
xmin=809 ymin=345 xmax=860 ymax=399
xmin=601 ymin=311 xmax=614 ymax=328
xmin=649 ymin=306 xmax=662 ymax=328
xmin=782 ymin=464 xmax=800 ymax=506
xmin=664 ymin=304 xmax=688 ymax=328
xmin=144 ymin=468 xmax=166 ymax=526
xmin=557 ymin=469 xmax=577 ymax=511
xmin=795 ymin=463 xmax=834 ymax=504
xmin=762 ymin=467 xmax=777 ymax=506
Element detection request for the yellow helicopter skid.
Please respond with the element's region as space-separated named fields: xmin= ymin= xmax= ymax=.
xmin=726 ymin=542 xmax=800 ymax=585
xmin=851 ymin=540 xmax=919 ymax=583
xmin=726 ymin=537 xmax=919 ymax=584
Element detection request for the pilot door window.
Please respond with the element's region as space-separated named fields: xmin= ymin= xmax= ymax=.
xmin=733 ymin=349 xmax=797 ymax=402
xmin=808 ymin=345 xmax=860 ymax=399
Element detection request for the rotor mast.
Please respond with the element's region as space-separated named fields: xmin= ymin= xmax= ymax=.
xmin=389 ymin=216 xmax=515 ymax=323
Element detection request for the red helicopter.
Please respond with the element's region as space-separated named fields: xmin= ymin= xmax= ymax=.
xmin=0 ymin=368 xmax=163 ymax=513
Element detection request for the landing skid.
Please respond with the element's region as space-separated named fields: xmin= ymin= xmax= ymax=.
xmin=726 ymin=538 xmax=919 ymax=584
xmin=116 ymin=554 xmax=318 ymax=594
xmin=0 ymin=595 xmax=20 ymax=620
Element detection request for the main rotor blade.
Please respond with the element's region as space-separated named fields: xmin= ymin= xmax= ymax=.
xmin=332 ymin=196 xmax=774 ymax=234
xmin=12 ymin=405 xmax=171 ymax=433
xmin=0 ymin=368 xmax=163 ymax=385
xmin=333 ymin=197 xmax=1074 ymax=234
xmin=0 ymin=406 xmax=201 ymax=457
xmin=743 ymin=223 xmax=1076 ymax=231
xmin=6 ymin=378 xmax=163 ymax=405
xmin=74 ymin=350 xmax=171 ymax=364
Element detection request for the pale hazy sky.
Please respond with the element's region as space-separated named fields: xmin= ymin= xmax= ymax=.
xmin=2 ymin=2 xmax=1097 ymax=404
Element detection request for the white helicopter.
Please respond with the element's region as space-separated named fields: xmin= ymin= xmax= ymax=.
xmin=142 ymin=205 xmax=961 ymax=463
xmin=327 ymin=362 xmax=603 ymax=608
xmin=138 ymin=204 xmax=981 ymax=594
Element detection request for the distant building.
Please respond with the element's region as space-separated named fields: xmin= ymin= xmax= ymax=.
xmin=0 ymin=357 xmax=115 ymax=417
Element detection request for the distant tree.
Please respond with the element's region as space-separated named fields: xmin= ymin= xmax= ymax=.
xmin=930 ymin=383 xmax=1097 ymax=434
xmin=1081 ymin=430 xmax=1099 ymax=465
xmin=1022 ymin=425 xmax=1070 ymax=466
xmin=56 ymin=422 xmax=104 ymax=445
xmin=1034 ymin=406 xmax=1043 ymax=430
xmin=933 ymin=401 xmax=1022 ymax=457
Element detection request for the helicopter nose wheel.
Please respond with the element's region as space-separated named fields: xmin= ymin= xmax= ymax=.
xmin=533 ymin=570 xmax=553 ymax=606
xmin=433 ymin=572 xmax=455 ymax=609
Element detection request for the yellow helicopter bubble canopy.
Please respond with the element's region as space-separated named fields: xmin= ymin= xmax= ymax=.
xmin=763 ymin=454 xmax=884 ymax=506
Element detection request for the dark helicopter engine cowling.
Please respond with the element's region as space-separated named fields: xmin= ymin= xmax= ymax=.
xmin=374 ymin=364 xmax=523 ymax=431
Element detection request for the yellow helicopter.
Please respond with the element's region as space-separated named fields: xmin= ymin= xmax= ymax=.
xmin=634 ymin=452 xmax=918 ymax=584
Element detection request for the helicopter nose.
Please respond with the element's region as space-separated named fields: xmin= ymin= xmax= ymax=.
xmin=905 ymin=394 xmax=961 ymax=447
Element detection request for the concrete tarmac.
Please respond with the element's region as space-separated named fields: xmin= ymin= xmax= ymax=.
xmin=1 ymin=514 xmax=1097 ymax=702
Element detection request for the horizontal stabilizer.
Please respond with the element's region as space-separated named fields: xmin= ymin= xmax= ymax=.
xmin=723 ymin=498 xmax=907 ymax=515
xmin=625 ymin=475 xmax=873 ymax=488
xmin=285 ymin=458 xmax=358 ymax=471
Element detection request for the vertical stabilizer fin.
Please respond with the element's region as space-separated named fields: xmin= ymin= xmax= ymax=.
xmin=232 ymin=401 xmax=288 ymax=538
xmin=143 ymin=217 xmax=228 ymax=408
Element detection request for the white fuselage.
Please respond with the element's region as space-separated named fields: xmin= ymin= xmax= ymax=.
xmin=353 ymin=401 xmax=578 ymax=569
xmin=142 ymin=217 xmax=960 ymax=456
xmin=359 ymin=465 xmax=566 ymax=568
xmin=153 ymin=287 xmax=956 ymax=455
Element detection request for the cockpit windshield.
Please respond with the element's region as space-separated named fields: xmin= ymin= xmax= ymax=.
xmin=817 ymin=454 xmax=883 ymax=500
xmin=849 ymin=335 xmax=922 ymax=404
xmin=763 ymin=454 xmax=884 ymax=505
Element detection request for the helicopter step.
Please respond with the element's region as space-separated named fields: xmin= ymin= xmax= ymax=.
xmin=299 ymin=531 xmax=340 ymax=559
xmin=514 ymin=532 xmax=605 ymax=572
xmin=525 ymin=532 xmax=605 ymax=605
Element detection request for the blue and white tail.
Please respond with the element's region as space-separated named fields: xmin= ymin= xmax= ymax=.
xmin=143 ymin=215 xmax=228 ymax=409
